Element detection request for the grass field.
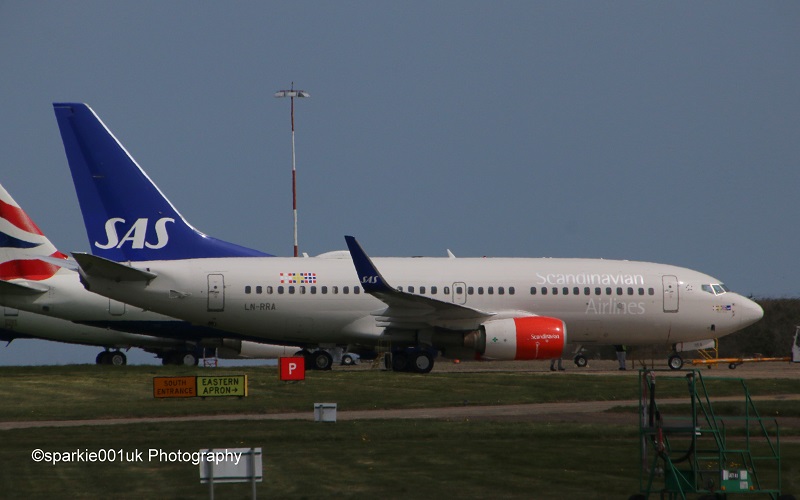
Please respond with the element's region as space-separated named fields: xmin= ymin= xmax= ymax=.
xmin=1 ymin=365 xmax=797 ymax=499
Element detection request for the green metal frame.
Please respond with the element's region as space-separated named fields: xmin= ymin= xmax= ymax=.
xmin=636 ymin=369 xmax=784 ymax=499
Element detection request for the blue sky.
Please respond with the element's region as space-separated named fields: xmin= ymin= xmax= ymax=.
xmin=1 ymin=2 xmax=798 ymax=365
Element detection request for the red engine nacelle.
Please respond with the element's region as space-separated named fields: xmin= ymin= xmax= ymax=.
xmin=478 ymin=316 xmax=567 ymax=361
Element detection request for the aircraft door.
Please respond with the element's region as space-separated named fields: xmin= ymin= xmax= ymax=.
xmin=109 ymin=299 xmax=126 ymax=316
xmin=662 ymin=275 xmax=679 ymax=313
xmin=207 ymin=274 xmax=225 ymax=312
xmin=452 ymin=282 xmax=467 ymax=305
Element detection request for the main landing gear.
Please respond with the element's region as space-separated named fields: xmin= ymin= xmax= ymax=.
xmin=159 ymin=350 xmax=200 ymax=366
xmin=296 ymin=349 xmax=334 ymax=371
xmin=387 ymin=347 xmax=436 ymax=374
xmin=96 ymin=350 xmax=127 ymax=366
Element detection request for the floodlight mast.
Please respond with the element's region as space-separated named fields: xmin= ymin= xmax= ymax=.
xmin=274 ymin=84 xmax=309 ymax=257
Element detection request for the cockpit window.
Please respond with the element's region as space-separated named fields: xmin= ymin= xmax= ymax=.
xmin=702 ymin=284 xmax=729 ymax=296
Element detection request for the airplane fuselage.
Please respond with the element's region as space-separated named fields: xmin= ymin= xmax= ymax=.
xmin=79 ymin=254 xmax=762 ymax=349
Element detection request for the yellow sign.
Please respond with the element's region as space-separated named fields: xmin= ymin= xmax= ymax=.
xmin=153 ymin=375 xmax=248 ymax=398
xmin=196 ymin=375 xmax=248 ymax=397
xmin=153 ymin=376 xmax=197 ymax=398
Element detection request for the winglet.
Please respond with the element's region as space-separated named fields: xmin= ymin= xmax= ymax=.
xmin=344 ymin=236 xmax=394 ymax=295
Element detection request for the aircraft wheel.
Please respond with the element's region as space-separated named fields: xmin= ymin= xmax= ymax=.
xmin=96 ymin=351 xmax=109 ymax=365
xmin=574 ymin=354 xmax=588 ymax=368
xmin=668 ymin=354 xmax=684 ymax=370
xmin=391 ymin=351 xmax=409 ymax=372
xmin=411 ymin=351 xmax=434 ymax=374
xmin=342 ymin=354 xmax=355 ymax=366
xmin=180 ymin=352 xmax=198 ymax=366
xmin=728 ymin=363 xmax=738 ymax=370
xmin=311 ymin=350 xmax=333 ymax=371
xmin=109 ymin=351 xmax=127 ymax=366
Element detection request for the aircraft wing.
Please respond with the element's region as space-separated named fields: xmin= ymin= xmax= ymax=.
xmin=71 ymin=252 xmax=158 ymax=282
xmin=0 ymin=279 xmax=50 ymax=296
xmin=345 ymin=236 xmax=494 ymax=330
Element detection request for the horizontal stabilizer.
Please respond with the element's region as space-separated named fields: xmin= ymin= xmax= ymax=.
xmin=35 ymin=255 xmax=80 ymax=272
xmin=0 ymin=279 xmax=49 ymax=296
xmin=72 ymin=252 xmax=157 ymax=282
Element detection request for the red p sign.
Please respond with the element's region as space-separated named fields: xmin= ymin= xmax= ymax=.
xmin=280 ymin=356 xmax=305 ymax=381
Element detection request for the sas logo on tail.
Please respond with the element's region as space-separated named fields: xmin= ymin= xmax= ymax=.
xmin=95 ymin=217 xmax=175 ymax=250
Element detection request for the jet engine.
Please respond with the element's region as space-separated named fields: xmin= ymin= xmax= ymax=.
xmin=473 ymin=316 xmax=566 ymax=360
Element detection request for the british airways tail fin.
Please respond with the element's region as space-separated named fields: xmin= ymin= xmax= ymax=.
xmin=53 ymin=103 xmax=271 ymax=261
xmin=0 ymin=182 xmax=69 ymax=281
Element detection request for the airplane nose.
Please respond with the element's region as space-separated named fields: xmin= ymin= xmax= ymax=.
xmin=738 ymin=297 xmax=764 ymax=327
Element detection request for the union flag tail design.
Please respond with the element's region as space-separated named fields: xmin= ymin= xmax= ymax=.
xmin=0 ymin=183 xmax=68 ymax=280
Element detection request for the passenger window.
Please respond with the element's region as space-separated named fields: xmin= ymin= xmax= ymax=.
xmin=333 ymin=286 xmax=339 ymax=294
xmin=573 ymin=287 xmax=580 ymax=295
xmin=408 ymin=286 xmax=415 ymax=293
xmin=343 ymin=286 xmax=349 ymax=294
xmin=488 ymin=287 xmax=494 ymax=295
xmin=648 ymin=288 xmax=655 ymax=295
xmin=245 ymin=286 xmax=251 ymax=294
xmin=300 ymin=286 xmax=306 ymax=294
xmin=552 ymin=287 xmax=558 ymax=295
xmin=498 ymin=287 xmax=504 ymax=295
xmin=595 ymin=287 xmax=601 ymax=296
xmin=354 ymin=287 xmax=360 ymax=294
xmin=606 ymin=287 xmax=612 ymax=295
xmin=456 ymin=286 xmax=463 ymax=294
xmin=278 ymin=286 xmax=285 ymax=294
xmin=478 ymin=287 xmax=484 ymax=295
xmin=289 ymin=286 xmax=295 ymax=294
xmin=322 ymin=286 xmax=328 ymax=294
xmin=584 ymin=287 xmax=590 ymax=296
xmin=638 ymin=288 xmax=644 ymax=296
xmin=627 ymin=287 xmax=633 ymax=295
xmin=509 ymin=287 xmax=515 ymax=295
xmin=444 ymin=286 xmax=450 ymax=295
xmin=562 ymin=287 xmax=569 ymax=295
xmin=256 ymin=286 xmax=263 ymax=294
xmin=541 ymin=287 xmax=548 ymax=295
xmin=616 ymin=287 xmax=623 ymax=295
xmin=267 ymin=286 xmax=274 ymax=294
xmin=431 ymin=286 xmax=438 ymax=294
xmin=530 ymin=287 xmax=537 ymax=295
xmin=311 ymin=286 xmax=317 ymax=294
xmin=468 ymin=286 xmax=474 ymax=295
xmin=420 ymin=286 xmax=426 ymax=294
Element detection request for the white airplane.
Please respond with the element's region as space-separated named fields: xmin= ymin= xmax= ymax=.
xmin=0 ymin=181 xmax=297 ymax=365
xmin=54 ymin=102 xmax=763 ymax=373
xmin=1 ymin=304 xmax=193 ymax=365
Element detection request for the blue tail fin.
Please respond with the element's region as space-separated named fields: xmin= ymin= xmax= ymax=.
xmin=53 ymin=103 xmax=271 ymax=261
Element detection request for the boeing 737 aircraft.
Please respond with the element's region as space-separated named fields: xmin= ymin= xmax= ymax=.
xmin=54 ymin=102 xmax=763 ymax=373
xmin=0 ymin=181 xmax=297 ymax=365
